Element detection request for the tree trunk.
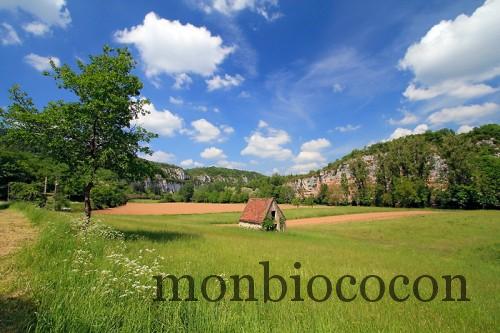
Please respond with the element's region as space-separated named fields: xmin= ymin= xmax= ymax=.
xmin=84 ymin=182 xmax=93 ymax=222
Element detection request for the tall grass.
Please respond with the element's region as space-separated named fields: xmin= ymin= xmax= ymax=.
xmin=10 ymin=203 xmax=500 ymax=332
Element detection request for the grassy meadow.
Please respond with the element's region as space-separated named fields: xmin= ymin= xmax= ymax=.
xmin=3 ymin=204 xmax=499 ymax=332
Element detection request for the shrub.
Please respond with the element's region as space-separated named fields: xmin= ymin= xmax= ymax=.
xmin=159 ymin=193 xmax=175 ymax=203
xmin=261 ymin=217 xmax=276 ymax=231
xmin=9 ymin=182 xmax=46 ymax=206
xmin=91 ymin=182 xmax=127 ymax=209
xmin=0 ymin=201 xmax=10 ymax=210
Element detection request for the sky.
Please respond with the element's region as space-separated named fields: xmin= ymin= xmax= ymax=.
xmin=1 ymin=0 xmax=499 ymax=175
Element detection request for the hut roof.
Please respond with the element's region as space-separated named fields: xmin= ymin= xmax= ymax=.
xmin=239 ymin=198 xmax=275 ymax=224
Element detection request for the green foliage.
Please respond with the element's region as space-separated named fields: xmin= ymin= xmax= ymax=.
xmin=177 ymin=181 xmax=194 ymax=202
xmin=9 ymin=182 xmax=45 ymax=206
xmin=0 ymin=201 xmax=10 ymax=209
xmin=261 ymin=217 xmax=276 ymax=231
xmin=1 ymin=46 xmax=155 ymax=218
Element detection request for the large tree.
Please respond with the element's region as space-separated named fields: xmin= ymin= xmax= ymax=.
xmin=1 ymin=46 xmax=156 ymax=220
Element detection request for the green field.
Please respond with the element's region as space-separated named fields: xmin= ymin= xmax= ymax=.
xmin=2 ymin=204 xmax=499 ymax=332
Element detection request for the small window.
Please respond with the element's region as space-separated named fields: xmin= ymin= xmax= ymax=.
xmin=271 ymin=211 xmax=276 ymax=219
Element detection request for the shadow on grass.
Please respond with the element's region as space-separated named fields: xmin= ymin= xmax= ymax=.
xmin=120 ymin=229 xmax=200 ymax=243
xmin=0 ymin=295 xmax=37 ymax=333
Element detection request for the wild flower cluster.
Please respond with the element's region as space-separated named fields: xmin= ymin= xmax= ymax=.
xmin=68 ymin=217 xmax=165 ymax=300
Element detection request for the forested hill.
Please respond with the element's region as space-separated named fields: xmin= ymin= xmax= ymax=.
xmin=287 ymin=124 xmax=499 ymax=209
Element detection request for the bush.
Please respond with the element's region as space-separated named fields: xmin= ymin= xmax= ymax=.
xmin=91 ymin=182 xmax=127 ymax=209
xmin=0 ymin=201 xmax=10 ymax=209
xmin=159 ymin=193 xmax=175 ymax=203
xmin=9 ymin=182 xmax=46 ymax=207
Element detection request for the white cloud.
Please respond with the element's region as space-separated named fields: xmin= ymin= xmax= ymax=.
xmin=294 ymin=151 xmax=324 ymax=164
xmin=22 ymin=21 xmax=50 ymax=36
xmin=289 ymin=162 xmax=321 ymax=174
xmin=403 ymin=82 xmax=498 ymax=101
xmin=0 ymin=0 xmax=71 ymax=28
xmin=186 ymin=118 xmax=233 ymax=143
xmin=400 ymin=0 xmax=500 ymax=100
xmin=216 ymin=160 xmax=245 ymax=169
xmin=115 ymin=12 xmax=234 ymax=79
xmin=389 ymin=124 xmax=429 ymax=140
xmin=334 ymin=124 xmax=361 ymax=132
xmin=195 ymin=105 xmax=208 ymax=112
xmin=134 ymin=102 xmax=183 ymax=137
xmin=141 ymin=150 xmax=175 ymax=163
xmin=0 ymin=22 xmax=21 ymax=45
xmin=457 ymin=125 xmax=474 ymax=134
xmin=172 ymin=73 xmax=192 ymax=89
xmin=169 ymin=96 xmax=183 ymax=105
xmin=180 ymin=159 xmax=204 ymax=168
xmin=241 ymin=121 xmax=293 ymax=160
xmin=24 ymin=53 xmax=60 ymax=71
xmin=221 ymin=125 xmax=234 ymax=134
xmin=201 ymin=147 xmax=227 ymax=159
xmin=388 ymin=110 xmax=418 ymax=126
xmin=206 ymin=74 xmax=244 ymax=91
xmin=291 ymin=138 xmax=331 ymax=172
xmin=200 ymin=0 xmax=282 ymax=21
xmin=300 ymin=138 xmax=331 ymax=152
xmin=332 ymin=83 xmax=344 ymax=93
xmin=427 ymin=102 xmax=499 ymax=125
xmin=238 ymin=91 xmax=251 ymax=98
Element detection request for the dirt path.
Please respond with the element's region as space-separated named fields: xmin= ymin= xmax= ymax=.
xmin=96 ymin=202 xmax=299 ymax=215
xmin=0 ymin=209 xmax=36 ymax=257
xmin=0 ymin=209 xmax=37 ymax=332
xmin=287 ymin=210 xmax=434 ymax=228
xmin=220 ymin=210 xmax=435 ymax=228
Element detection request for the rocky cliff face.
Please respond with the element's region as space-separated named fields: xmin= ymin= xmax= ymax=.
xmin=288 ymin=154 xmax=448 ymax=198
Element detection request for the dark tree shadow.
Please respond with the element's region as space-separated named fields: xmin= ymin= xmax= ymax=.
xmin=0 ymin=295 xmax=37 ymax=333
xmin=120 ymin=229 xmax=200 ymax=243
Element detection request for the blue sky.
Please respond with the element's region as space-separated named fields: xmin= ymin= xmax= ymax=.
xmin=1 ymin=0 xmax=499 ymax=174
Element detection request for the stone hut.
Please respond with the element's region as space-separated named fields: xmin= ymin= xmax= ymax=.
xmin=238 ymin=198 xmax=286 ymax=231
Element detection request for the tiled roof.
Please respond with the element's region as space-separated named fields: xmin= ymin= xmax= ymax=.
xmin=239 ymin=198 xmax=274 ymax=224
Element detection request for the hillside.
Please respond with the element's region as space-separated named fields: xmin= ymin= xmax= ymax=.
xmin=287 ymin=124 xmax=499 ymax=208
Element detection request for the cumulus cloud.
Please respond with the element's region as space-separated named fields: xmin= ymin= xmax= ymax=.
xmin=180 ymin=159 xmax=204 ymax=168
xmin=241 ymin=121 xmax=293 ymax=160
xmin=133 ymin=102 xmax=183 ymax=137
xmin=403 ymin=82 xmax=498 ymax=101
xmin=169 ymin=96 xmax=183 ymax=105
xmin=291 ymin=138 xmax=331 ymax=173
xmin=185 ymin=118 xmax=233 ymax=143
xmin=24 ymin=53 xmax=60 ymax=71
xmin=399 ymin=0 xmax=500 ymax=100
xmin=427 ymin=103 xmax=499 ymax=125
xmin=206 ymin=74 xmax=244 ymax=91
xmin=334 ymin=124 xmax=361 ymax=132
xmin=289 ymin=162 xmax=321 ymax=174
xmin=216 ymin=160 xmax=246 ymax=169
xmin=199 ymin=0 xmax=282 ymax=21
xmin=0 ymin=23 xmax=21 ymax=45
xmin=200 ymin=147 xmax=227 ymax=159
xmin=388 ymin=110 xmax=418 ymax=126
xmin=0 ymin=0 xmax=71 ymax=28
xmin=141 ymin=150 xmax=175 ymax=163
xmin=456 ymin=125 xmax=474 ymax=134
xmin=22 ymin=21 xmax=50 ymax=36
xmin=388 ymin=124 xmax=429 ymax=141
xmin=172 ymin=73 xmax=193 ymax=89
xmin=115 ymin=12 xmax=234 ymax=79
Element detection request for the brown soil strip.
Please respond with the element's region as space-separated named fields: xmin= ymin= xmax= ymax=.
xmin=219 ymin=210 xmax=435 ymax=228
xmin=96 ymin=202 xmax=300 ymax=216
xmin=287 ymin=210 xmax=434 ymax=228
